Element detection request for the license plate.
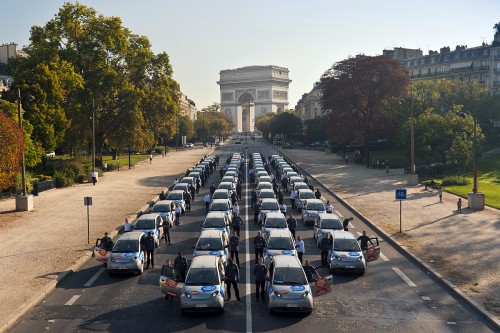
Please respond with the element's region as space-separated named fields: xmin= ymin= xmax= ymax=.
xmin=195 ymin=304 xmax=208 ymax=308
xmin=346 ymin=265 xmax=355 ymax=269
xmin=286 ymin=304 xmax=298 ymax=308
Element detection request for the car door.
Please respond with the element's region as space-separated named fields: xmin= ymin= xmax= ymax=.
xmin=93 ymin=238 xmax=110 ymax=263
xmin=309 ymin=266 xmax=333 ymax=298
xmin=364 ymin=237 xmax=381 ymax=262
xmin=159 ymin=265 xmax=184 ymax=298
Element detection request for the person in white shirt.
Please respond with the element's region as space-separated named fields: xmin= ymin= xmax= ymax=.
xmin=232 ymin=202 xmax=240 ymax=215
xmin=295 ymin=236 xmax=305 ymax=264
xmin=325 ymin=200 xmax=333 ymax=213
xmin=174 ymin=204 xmax=182 ymax=226
xmin=203 ymin=193 xmax=211 ymax=212
xmin=279 ymin=202 xmax=286 ymax=214
xmin=123 ymin=218 xmax=132 ymax=232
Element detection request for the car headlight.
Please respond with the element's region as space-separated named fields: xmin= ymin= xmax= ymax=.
xmin=302 ymin=290 xmax=310 ymax=298
xmin=357 ymin=256 xmax=363 ymax=261
xmin=110 ymin=258 xmax=116 ymax=263
xmin=212 ymin=290 xmax=220 ymax=297
xmin=184 ymin=292 xmax=191 ymax=298
xmin=335 ymin=255 xmax=342 ymax=261
xmin=273 ymin=289 xmax=282 ymax=298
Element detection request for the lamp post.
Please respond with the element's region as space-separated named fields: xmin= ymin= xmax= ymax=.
xmin=401 ymin=97 xmax=418 ymax=185
xmin=16 ymin=88 xmax=35 ymax=211
xmin=458 ymin=110 xmax=485 ymax=210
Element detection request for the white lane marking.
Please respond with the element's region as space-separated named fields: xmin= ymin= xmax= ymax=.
xmin=447 ymin=322 xmax=456 ymax=325
xmin=392 ymin=267 xmax=417 ymax=287
xmin=334 ymin=210 xmax=344 ymax=218
xmin=244 ymin=150 xmax=252 ymax=333
xmin=65 ymin=295 xmax=81 ymax=306
xmin=349 ymin=222 xmax=356 ymax=229
xmin=421 ymin=296 xmax=431 ymax=301
xmin=84 ymin=267 xmax=106 ymax=287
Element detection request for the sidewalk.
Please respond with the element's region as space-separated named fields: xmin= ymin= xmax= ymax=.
xmin=280 ymin=148 xmax=500 ymax=320
xmin=0 ymin=148 xmax=214 ymax=330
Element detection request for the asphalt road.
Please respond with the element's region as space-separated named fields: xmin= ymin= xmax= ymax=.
xmin=8 ymin=141 xmax=496 ymax=333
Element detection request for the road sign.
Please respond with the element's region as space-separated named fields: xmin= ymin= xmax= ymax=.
xmin=395 ymin=189 xmax=407 ymax=200
xmin=84 ymin=197 xmax=93 ymax=205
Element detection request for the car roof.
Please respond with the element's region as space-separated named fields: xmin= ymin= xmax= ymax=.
xmin=181 ymin=177 xmax=194 ymax=181
xmin=214 ymin=189 xmax=229 ymax=193
xmin=305 ymin=199 xmax=324 ymax=205
xmin=190 ymin=255 xmax=219 ymax=268
xmin=272 ymin=255 xmax=302 ymax=268
xmin=268 ymin=228 xmax=292 ymax=237
xmin=299 ymin=189 xmax=314 ymax=194
xmin=199 ymin=229 xmax=225 ymax=238
xmin=259 ymin=189 xmax=274 ymax=193
xmin=330 ymin=230 xmax=357 ymax=240
xmin=137 ymin=213 xmax=160 ymax=220
xmin=116 ymin=231 xmax=145 ymax=241
xmin=261 ymin=198 xmax=278 ymax=204
xmin=211 ymin=198 xmax=230 ymax=203
xmin=153 ymin=200 xmax=173 ymax=207
xmin=265 ymin=211 xmax=285 ymax=218
xmin=205 ymin=211 xmax=227 ymax=218
xmin=168 ymin=190 xmax=185 ymax=195
xmin=320 ymin=214 xmax=341 ymax=221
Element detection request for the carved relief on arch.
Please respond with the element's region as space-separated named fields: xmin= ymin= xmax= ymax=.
xmin=236 ymin=89 xmax=256 ymax=102
xmin=224 ymin=108 xmax=233 ymax=120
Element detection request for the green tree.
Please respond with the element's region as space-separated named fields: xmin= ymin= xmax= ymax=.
xmin=255 ymin=113 xmax=276 ymax=140
xmin=446 ymin=133 xmax=473 ymax=173
xmin=178 ymin=115 xmax=195 ymax=140
xmin=321 ymin=55 xmax=410 ymax=166
xmin=270 ymin=111 xmax=302 ymax=141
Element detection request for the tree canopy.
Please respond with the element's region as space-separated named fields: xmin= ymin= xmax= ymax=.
xmin=321 ymin=55 xmax=410 ymax=166
xmin=0 ymin=110 xmax=24 ymax=191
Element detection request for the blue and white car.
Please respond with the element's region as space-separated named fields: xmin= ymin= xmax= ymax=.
xmin=301 ymin=199 xmax=326 ymax=226
xmin=209 ymin=199 xmax=233 ymax=221
xmin=264 ymin=229 xmax=297 ymax=265
xmin=166 ymin=190 xmax=186 ymax=212
xmin=151 ymin=200 xmax=174 ymax=227
xmin=296 ymin=189 xmax=315 ymax=212
xmin=314 ymin=214 xmax=343 ymax=247
xmin=132 ymin=213 xmax=162 ymax=247
xmin=201 ymin=211 xmax=231 ymax=240
xmin=258 ymin=198 xmax=280 ymax=225
xmin=193 ymin=230 xmax=229 ymax=264
xmin=262 ymin=211 xmax=287 ymax=239
xmin=328 ymin=230 xmax=366 ymax=274
xmin=107 ymin=231 xmax=146 ymax=275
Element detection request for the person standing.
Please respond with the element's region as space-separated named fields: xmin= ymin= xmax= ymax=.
xmin=279 ymin=202 xmax=287 ymax=215
xmin=224 ymin=258 xmax=241 ymax=301
xmin=253 ymin=201 xmax=261 ymax=225
xmin=457 ymin=198 xmax=462 ymax=213
xmin=342 ymin=217 xmax=353 ymax=231
xmin=231 ymin=212 xmax=244 ymax=237
xmin=295 ymin=235 xmax=305 ymax=264
xmin=159 ymin=191 xmax=167 ymax=201
xmin=174 ymin=204 xmax=182 ymax=226
xmin=232 ymin=202 xmax=240 ymax=216
xmin=320 ymin=233 xmax=332 ymax=266
xmin=184 ymin=191 xmax=192 ymax=212
xmin=253 ymin=231 xmax=265 ymax=263
xmin=204 ymin=192 xmax=211 ymax=212
xmin=303 ymin=259 xmax=316 ymax=282
xmin=99 ymin=232 xmax=113 ymax=251
xmin=229 ymin=230 xmax=241 ymax=268
xmin=189 ymin=184 xmax=196 ymax=202
xmin=254 ymin=257 xmax=267 ymax=302
xmin=143 ymin=231 xmax=155 ymax=269
xmin=236 ymin=181 xmax=242 ymax=200
xmin=163 ymin=259 xmax=175 ymax=300
xmin=287 ymin=214 xmax=297 ymax=240
xmin=149 ymin=154 xmax=153 ymax=164
xmin=315 ymin=189 xmax=322 ymax=199
xmin=290 ymin=189 xmax=298 ymax=209
xmin=438 ymin=188 xmax=443 ymax=203
xmin=357 ymin=231 xmax=374 ymax=251
xmin=325 ymin=200 xmax=333 ymax=213
xmin=210 ymin=184 xmax=216 ymax=197
xmin=162 ymin=218 xmax=171 ymax=245
xmin=174 ymin=251 xmax=188 ymax=282
xmin=123 ymin=218 xmax=132 ymax=232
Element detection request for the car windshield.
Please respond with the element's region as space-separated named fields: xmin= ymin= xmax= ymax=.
xmin=204 ymin=217 xmax=226 ymax=228
xmin=134 ymin=219 xmax=156 ymax=230
xmin=174 ymin=185 xmax=187 ymax=191
xmin=334 ymin=239 xmax=361 ymax=252
xmin=307 ymin=202 xmax=325 ymax=211
xmin=299 ymin=192 xmax=315 ymax=199
xmin=259 ymin=192 xmax=274 ymax=199
xmin=261 ymin=202 xmax=279 ymax=210
xmin=222 ymin=177 xmax=234 ymax=183
xmin=213 ymin=192 xmax=228 ymax=199
xmin=295 ymin=184 xmax=308 ymax=190
xmin=210 ymin=202 xmax=229 ymax=211
xmin=258 ymin=183 xmax=273 ymax=190
xmin=266 ymin=218 xmax=287 ymax=228
xmin=152 ymin=204 xmax=171 ymax=213
xmin=167 ymin=192 xmax=182 ymax=200
xmin=113 ymin=239 xmax=139 ymax=253
xmin=273 ymin=267 xmax=307 ymax=285
xmin=185 ymin=268 xmax=219 ymax=285
xmin=196 ymin=237 xmax=224 ymax=251
xmin=267 ymin=237 xmax=293 ymax=250
xmin=321 ymin=218 xmax=342 ymax=229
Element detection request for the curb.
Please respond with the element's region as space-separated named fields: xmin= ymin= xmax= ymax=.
xmin=276 ymin=147 xmax=500 ymax=331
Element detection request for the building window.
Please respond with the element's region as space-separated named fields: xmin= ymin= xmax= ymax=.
xmin=441 ymin=66 xmax=446 ymax=73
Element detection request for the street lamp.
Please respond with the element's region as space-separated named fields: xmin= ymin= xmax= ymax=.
xmin=16 ymin=87 xmax=35 ymax=211
xmin=457 ymin=110 xmax=485 ymax=210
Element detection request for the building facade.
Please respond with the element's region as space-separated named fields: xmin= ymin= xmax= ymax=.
xmin=178 ymin=92 xmax=198 ymax=121
xmin=0 ymin=43 xmax=27 ymax=95
xmin=385 ymin=32 xmax=500 ymax=91
xmin=217 ymin=65 xmax=291 ymax=132
xmin=294 ymin=82 xmax=324 ymax=121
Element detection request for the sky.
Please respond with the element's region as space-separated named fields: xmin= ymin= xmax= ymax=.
xmin=3 ymin=0 xmax=500 ymax=110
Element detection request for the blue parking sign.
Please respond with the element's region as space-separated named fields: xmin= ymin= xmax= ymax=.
xmin=395 ymin=189 xmax=407 ymax=200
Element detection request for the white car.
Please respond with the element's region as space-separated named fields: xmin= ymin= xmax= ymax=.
xmin=314 ymin=214 xmax=343 ymax=247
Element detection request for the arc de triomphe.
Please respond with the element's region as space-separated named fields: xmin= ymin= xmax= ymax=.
xmin=217 ymin=65 xmax=291 ymax=133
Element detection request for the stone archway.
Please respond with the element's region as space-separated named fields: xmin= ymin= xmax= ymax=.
xmin=238 ymin=92 xmax=254 ymax=132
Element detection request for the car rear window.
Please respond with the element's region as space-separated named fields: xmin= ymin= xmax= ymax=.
xmin=113 ymin=239 xmax=139 ymax=253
